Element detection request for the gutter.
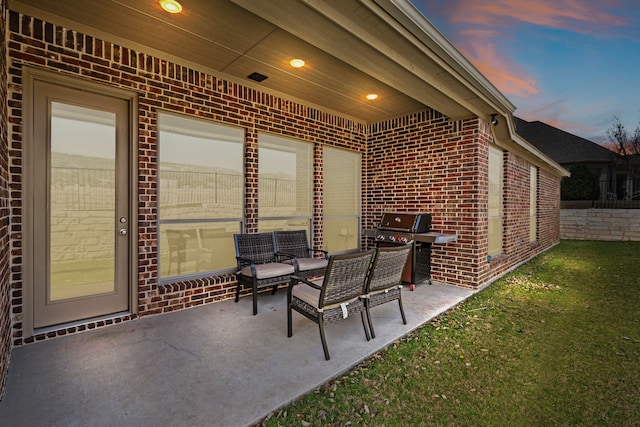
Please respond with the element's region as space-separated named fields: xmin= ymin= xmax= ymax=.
xmin=375 ymin=0 xmax=516 ymax=114
xmin=374 ymin=0 xmax=569 ymax=177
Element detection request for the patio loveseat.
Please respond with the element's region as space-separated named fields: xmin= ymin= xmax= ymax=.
xmin=274 ymin=229 xmax=329 ymax=279
xmin=234 ymin=232 xmax=296 ymax=315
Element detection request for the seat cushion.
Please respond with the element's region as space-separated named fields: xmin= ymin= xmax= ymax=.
xmin=295 ymin=258 xmax=328 ymax=272
xmin=292 ymin=279 xmax=360 ymax=314
xmin=366 ymin=284 xmax=402 ymax=297
xmin=239 ymin=262 xmax=295 ymax=279
xmin=291 ymin=280 xmax=322 ymax=308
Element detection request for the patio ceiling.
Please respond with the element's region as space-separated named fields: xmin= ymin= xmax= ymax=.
xmin=10 ymin=0 xmax=507 ymax=123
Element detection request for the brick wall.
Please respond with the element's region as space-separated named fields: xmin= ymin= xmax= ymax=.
xmin=487 ymin=155 xmax=561 ymax=279
xmin=6 ymin=11 xmax=367 ymax=345
xmin=4 ymin=10 xmax=562 ymax=351
xmin=365 ymin=114 xmax=489 ymax=288
xmin=365 ymin=116 xmax=561 ymax=288
xmin=538 ymin=168 xmax=562 ymax=246
xmin=501 ymin=152 xmax=537 ymax=269
xmin=0 ymin=2 xmax=12 ymax=399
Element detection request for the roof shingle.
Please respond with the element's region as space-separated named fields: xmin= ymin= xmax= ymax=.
xmin=514 ymin=117 xmax=617 ymax=165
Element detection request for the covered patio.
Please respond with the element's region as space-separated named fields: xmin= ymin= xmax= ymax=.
xmin=0 ymin=0 xmax=569 ymax=405
xmin=0 ymin=282 xmax=473 ymax=426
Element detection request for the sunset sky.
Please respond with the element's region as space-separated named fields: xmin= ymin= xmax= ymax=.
xmin=411 ymin=0 xmax=640 ymax=143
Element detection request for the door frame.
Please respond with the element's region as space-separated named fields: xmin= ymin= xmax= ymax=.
xmin=22 ymin=67 xmax=139 ymax=337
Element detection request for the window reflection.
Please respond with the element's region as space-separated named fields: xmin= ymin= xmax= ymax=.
xmin=158 ymin=113 xmax=243 ymax=278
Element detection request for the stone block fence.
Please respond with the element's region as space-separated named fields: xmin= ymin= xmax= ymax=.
xmin=560 ymin=209 xmax=640 ymax=241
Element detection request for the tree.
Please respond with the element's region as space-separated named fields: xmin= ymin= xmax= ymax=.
xmin=561 ymin=164 xmax=600 ymax=200
xmin=605 ymin=116 xmax=640 ymax=177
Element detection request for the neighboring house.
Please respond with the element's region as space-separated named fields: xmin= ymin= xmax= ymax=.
xmin=0 ymin=1 xmax=568 ymax=395
xmin=514 ymin=117 xmax=638 ymax=202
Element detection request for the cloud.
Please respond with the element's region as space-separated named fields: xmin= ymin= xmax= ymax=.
xmin=411 ymin=0 xmax=639 ymax=141
xmin=455 ymin=30 xmax=538 ymax=97
xmin=436 ymin=0 xmax=632 ymax=98
xmin=449 ymin=0 xmax=630 ymax=34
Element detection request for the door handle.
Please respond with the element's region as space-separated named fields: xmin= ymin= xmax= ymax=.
xmin=119 ymin=228 xmax=127 ymax=235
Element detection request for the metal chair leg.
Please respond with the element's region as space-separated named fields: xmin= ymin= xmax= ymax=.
xmin=234 ymin=281 xmax=241 ymax=302
xmin=398 ymin=294 xmax=407 ymax=325
xmin=365 ymin=302 xmax=376 ymax=339
xmin=287 ymin=292 xmax=293 ymax=337
xmin=252 ymin=280 xmax=258 ymax=315
xmin=318 ymin=319 xmax=330 ymax=360
xmin=360 ymin=311 xmax=371 ymax=341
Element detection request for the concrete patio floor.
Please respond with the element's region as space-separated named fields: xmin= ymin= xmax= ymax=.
xmin=0 ymin=282 xmax=474 ymax=427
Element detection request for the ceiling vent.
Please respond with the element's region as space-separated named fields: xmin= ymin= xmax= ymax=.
xmin=247 ymin=72 xmax=268 ymax=82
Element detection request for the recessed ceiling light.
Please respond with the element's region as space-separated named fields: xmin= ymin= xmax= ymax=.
xmin=160 ymin=0 xmax=182 ymax=13
xmin=366 ymin=93 xmax=379 ymax=101
xmin=289 ymin=59 xmax=305 ymax=68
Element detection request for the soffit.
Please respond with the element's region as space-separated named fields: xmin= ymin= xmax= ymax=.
xmin=10 ymin=0 xmax=488 ymax=123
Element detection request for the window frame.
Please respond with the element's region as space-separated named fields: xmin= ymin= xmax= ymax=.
xmin=488 ymin=145 xmax=504 ymax=257
xmin=530 ymin=165 xmax=538 ymax=242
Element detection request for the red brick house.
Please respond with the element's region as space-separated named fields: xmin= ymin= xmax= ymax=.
xmin=0 ymin=0 xmax=567 ymax=396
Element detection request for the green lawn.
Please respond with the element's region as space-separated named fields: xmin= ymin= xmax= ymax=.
xmin=258 ymin=240 xmax=640 ymax=426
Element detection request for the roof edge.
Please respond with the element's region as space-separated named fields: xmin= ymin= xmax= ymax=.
xmin=505 ymin=117 xmax=571 ymax=177
xmin=379 ymin=0 xmax=516 ymax=114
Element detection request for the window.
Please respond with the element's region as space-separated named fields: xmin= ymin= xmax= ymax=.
xmin=530 ymin=165 xmax=538 ymax=242
xmin=258 ymin=134 xmax=313 ymax=234
xmin=488 ymin=145 xmax=503 ymax=256
xmin=158 ymin=112 xmax=244 ymax=279
xmin=323 ymin=147 xmax=361 ymax=252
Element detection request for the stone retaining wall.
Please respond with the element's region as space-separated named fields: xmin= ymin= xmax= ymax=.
xmin=560 ymin=209 xmax=640 ymax=241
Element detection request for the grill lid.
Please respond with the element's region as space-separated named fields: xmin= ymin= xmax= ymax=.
xmin=377 ymin=212 xmax=431 ymax=233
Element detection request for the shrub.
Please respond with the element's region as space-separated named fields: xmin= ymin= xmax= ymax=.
xmin=561 ymin=164 xmax=600 ymax=200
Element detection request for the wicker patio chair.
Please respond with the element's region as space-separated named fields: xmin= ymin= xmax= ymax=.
xmin=274 ymin=230 xmax=329 ymax=279
xmin=234 ymin=232 xmax=295 ymax=315
xmin=363 ymin=244 xmax=412 ymax=338
xmin=287 ymin=249 xmax=375 ymax=360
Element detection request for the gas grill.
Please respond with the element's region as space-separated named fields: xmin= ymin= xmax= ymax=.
xmin=364 ymin=212 xmax=457 ymax=287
